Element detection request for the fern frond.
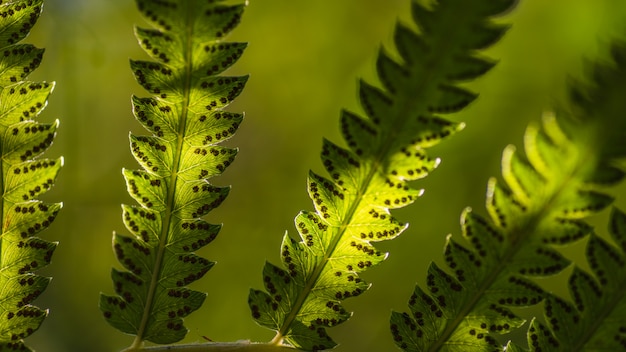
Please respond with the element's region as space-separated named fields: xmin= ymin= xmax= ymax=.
xmin=0 ymin=1 xmax=61 ymax=351
xmin=505 ymin=207 xmax=626 ymax=352
xmin=99 ymin=0 xmax=247 ymax=347
xmin=248 ymin=1 xmax=517 ymax=350
xmin=502 ymin=42 xmax=626 ymax=352
xmin=391 ymin=42 xmax=626 ymax=351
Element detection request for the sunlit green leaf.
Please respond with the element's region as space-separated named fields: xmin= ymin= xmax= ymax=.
xmin=99 ymin=0 xmax=247 ymax=346
xmin=248 ymin=0 xmax=517 ymax=350
xmin=0 ymin=1 xmax=60 ymax=351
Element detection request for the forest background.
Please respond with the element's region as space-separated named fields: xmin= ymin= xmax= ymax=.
xmin=22 ymin=0 xmax=626 ymax=351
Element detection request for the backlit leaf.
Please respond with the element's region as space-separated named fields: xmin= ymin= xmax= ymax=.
xmin=99 ymin=0 xmax=247 ymax=347
xmin=0 ymin=1 xmax=60 ymax=351
xmin=248 ymin=0 xmax=517 ymax=350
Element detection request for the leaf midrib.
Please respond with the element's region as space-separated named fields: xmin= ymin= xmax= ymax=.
xmin=273 ymin=9 xmax=466 ymax=345
xmin=131 ymin=4 xmax=195 ymax=347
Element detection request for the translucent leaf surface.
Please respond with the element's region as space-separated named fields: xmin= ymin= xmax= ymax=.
xmin=392 ymin=41 xmax=626 ymax=352
xmin=248 ymin=0 xmax=517 ymax=350
xmin=0 ymin=1 xmax=60 ymax=351
xmin=99 ymin=0 xmax=247 ymax=347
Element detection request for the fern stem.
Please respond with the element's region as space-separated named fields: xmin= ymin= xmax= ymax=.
xmin=125 ymin=341 xmax=294 ymax=352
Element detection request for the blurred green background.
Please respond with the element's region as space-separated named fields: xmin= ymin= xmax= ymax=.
xmin=20 ymin=0 xmax=626 ymax=351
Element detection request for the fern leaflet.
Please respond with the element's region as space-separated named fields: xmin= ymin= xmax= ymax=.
xmin=391 ymin=41 xmax=626 ymax=351
xmin=502 ymin=43 xmax=626 ymax=352
xmin=0 ymin=1 xmax=61 ymax=351
xmin=99 ymin=0 xmax=247 ymax=347
xmin=248 ymin=0 xmax=517 ymax=350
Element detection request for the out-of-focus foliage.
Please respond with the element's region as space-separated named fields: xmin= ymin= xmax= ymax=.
xmin=22 ymin=0 xmax=626 ymax=351
xmin=393 ymin=39 xmax=626 ymax=350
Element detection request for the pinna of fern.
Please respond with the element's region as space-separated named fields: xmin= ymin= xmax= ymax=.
xmin=503 ymin=42 xmax=626 ymax=352
xmin=391 ymin=42 xmax=626 ymax=351
xmin=0 ymin=0 xmax=61 ymax=351
xmin=248 ymin=0 xmax=517 ymax=350
xmin=99 ymin=0 xmax=247 ymax=348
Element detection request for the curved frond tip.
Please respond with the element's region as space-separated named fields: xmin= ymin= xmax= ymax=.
xmin=99 ymin=0 xmax=248 ymax=346
xmin=248 ymin=0 xmax=517 ymax=350
xmin=392 ymin=41 xmax=626 ymax=352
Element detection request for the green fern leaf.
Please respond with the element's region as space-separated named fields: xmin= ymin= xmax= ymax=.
xmin=0 ymin=1 xmax=61 ymax=351
xmin=99 ymin=0 xmax=247 ymax=347
xmin=391 ymin=42 xmax=626 ymax=352
xmin=248 ymin=1 xmax=517 ymax=350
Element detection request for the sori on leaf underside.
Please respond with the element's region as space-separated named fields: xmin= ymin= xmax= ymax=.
xmin=0 ymin=1 xmax=62 ymax=352
xmin=98 ymin=0 xmax=248 ymax=349
xmin=247 ymin=0 xmax=518 ymax=351
xmin=391 ymin=42 xmax=626 ymax=352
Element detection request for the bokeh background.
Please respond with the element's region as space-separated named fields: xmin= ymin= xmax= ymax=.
xmin=19 ymin=0 xmax=626 ymax=351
